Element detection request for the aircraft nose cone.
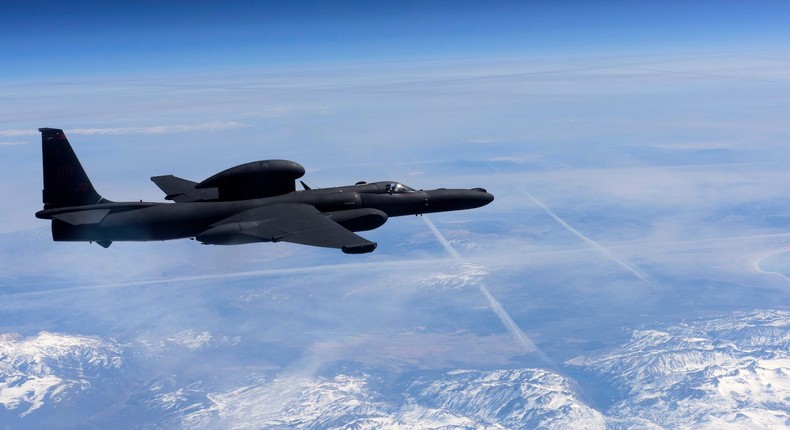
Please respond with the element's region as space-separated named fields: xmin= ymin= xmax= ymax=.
xmin=464 ymin=187 xmax=494 ymax=206
xmin=424 ymin=188 xmax=494 ymax=213
xmin=473 ymin=188 xmax=495 ymax=205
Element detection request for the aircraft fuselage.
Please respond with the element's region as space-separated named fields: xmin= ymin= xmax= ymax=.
xmin=36 ymin=182 xmax=493 ymax=244
xmin=35 ymin=127 xmax=493 ymax=253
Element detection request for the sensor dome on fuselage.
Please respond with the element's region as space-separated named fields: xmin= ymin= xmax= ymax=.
xmin=196 ymin=160 xmax=305 ymax=200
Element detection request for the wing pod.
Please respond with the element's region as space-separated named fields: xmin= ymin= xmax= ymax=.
xmin=324 ymin=208 xmax=387 ymax=232
xmin=341 ymin=243 xmax=377 ymax=254
xmin=194 ymin=221 xmax=267 ymax=245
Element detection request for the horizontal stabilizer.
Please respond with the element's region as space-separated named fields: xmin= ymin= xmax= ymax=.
xmin=52 ymin=209 xmax=110 ymax=225
xmin=151 ymin=175 xmax=218 ymax=202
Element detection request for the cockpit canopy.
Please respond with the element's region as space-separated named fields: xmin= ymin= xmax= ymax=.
xmin=384 ymin=182 xmax=415 ymax=194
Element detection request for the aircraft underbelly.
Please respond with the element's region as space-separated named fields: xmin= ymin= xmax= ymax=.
xmin=53 ymin=204 xmax=237 ymax=242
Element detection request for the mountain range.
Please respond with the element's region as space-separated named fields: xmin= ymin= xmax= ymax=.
xmin=1 ymin=310 xmax=787 ymax=429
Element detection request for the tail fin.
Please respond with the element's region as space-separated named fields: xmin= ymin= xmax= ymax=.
xmin=40 ymin=128 xmax=108 ymax=209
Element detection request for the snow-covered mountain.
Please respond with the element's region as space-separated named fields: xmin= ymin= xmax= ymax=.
xmin=164 ymin=368 xmax=603 ymax=429
xmin=406 ymin=368 xmax=606 ymax=429
xmin=0 ymin=332 xmax=123 ymax=417
xmin=2 ymin=311 xmax=789 ymax=429
xmin=569 ymin=310 xmax=790 ymax=429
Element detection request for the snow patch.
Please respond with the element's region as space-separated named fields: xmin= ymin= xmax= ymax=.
xmin=0 ymin=332 xmax=122 ymax=417
xmin=166 ymin=330 xmax=241 ymax=351
xmin=570 ymin=310 xmax=790 ymax=429
xmin=171 ymin=369 xmax=603 ymax=429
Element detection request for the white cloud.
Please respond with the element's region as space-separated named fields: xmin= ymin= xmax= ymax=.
xmin=241 ymin=107 xmax=292 ymax=118
xmin=0 ymin=140 xmax=28 ymax=146
xmin=71 ymin=121 xmax=245 ymax=135
xmin=0 ymin=121 xmax=245 ymax=138
xmin=653 ymin=142 xmax=737 ymax=151
xmin=0 ymin=130 xmax=36 ymax=137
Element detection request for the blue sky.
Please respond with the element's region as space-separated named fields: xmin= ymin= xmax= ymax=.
xmin=2 ymin=2 xmax=790 ymax=426
xmin=3 ymin=1 xmax=789 ymax=77
xmin=2 ymin=1 xmax=790 ymax=231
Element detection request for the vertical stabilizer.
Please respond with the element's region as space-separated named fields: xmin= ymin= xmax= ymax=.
xmin=40 ymin=128 xmax=107 ymax=209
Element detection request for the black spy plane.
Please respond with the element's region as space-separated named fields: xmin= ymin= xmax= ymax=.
xmin=35 ymin=128 xmax=493 ymax=254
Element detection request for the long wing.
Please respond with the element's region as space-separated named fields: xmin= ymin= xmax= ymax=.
xmin=200 ymin=204 xmax=377 ymax=254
